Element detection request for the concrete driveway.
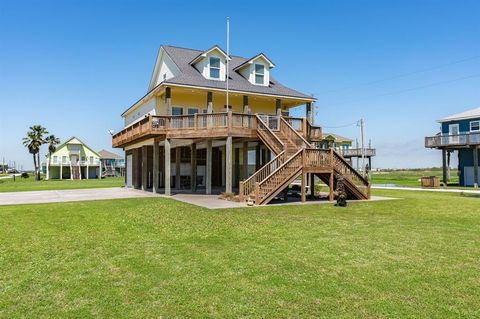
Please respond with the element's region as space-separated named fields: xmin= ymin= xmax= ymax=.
xmin=0 ymin=187 xmax=156 ymax=206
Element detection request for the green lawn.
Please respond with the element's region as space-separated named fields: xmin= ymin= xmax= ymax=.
xmin=0 ymin=190 xmax=479 ymax=318
xmin=371 ymin=169 xmax=459 ymax=187
xmin=0 ymin=176 xmax=124 ymax=192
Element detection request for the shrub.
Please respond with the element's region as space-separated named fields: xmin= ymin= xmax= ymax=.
xmin=21 ymin=172 xmax=29 ymax=179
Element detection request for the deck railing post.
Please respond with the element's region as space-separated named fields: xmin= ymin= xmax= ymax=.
xmin=239 ymin=182 xmax=244 ymax=201
xmin=228 ymin=111 xmax=233 ymax=129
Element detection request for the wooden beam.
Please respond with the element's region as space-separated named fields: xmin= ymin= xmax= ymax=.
xmin=206 ymin=139 xmax=212 ymax=194
xmin=301 ymin=172 xmax=306 ymax=203
xmin=474 ymin=147 xmax=479 ymax=188
xmin=164 ymin=138 xmax=171 ymax=195
xmin=153 ymin=141 xmax=160 ymax=193
xmin=207 ymin=91 xmax=213 ymax=113
xmin=226 ymin=136 xmax=233 ymax=193
xmin=175 ymin=147 xmax=181 ymax=189
xmin=191 ymin=143 xmax=197 ymax=192
xmin=165 ymin=87 xmax=171 ymax=115
xmin=276 ymin=99 xmax=281 ymax=116
xmin=243 ymin=141 xmax=249 ymax=180
xmin=141 ymin=145 xmax=148 ymax=191
xmin=442 ymin=148 xmax=447 ymax=185
xmin=329 ymin=172 xmax=334 ymax=202
xmin=243 ymin=95 xmax=249 ymax=113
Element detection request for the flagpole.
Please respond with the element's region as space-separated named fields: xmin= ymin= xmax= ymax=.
xmin=226 ymin=16 xmax=230 ymax=112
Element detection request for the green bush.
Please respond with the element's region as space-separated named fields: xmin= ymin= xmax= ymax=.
xmin=21 ymin=173 xmax=29 ymax=179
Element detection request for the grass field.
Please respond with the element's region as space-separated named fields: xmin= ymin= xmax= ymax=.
xmin=0 ymin=175 xmax=124 ymax=192
xmin=0 ymin=189 xmax=478 ymax=318
xmin=371 ymin=169 xmax=459 ymax=187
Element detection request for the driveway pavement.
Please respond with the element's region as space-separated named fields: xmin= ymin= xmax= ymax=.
xmin=0 ymin=187 xmax=156 ymax=206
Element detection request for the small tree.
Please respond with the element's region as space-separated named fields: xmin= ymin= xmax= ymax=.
xmin=22 ymin=125 xmax=48 ymax=181
xmin=45 ymin=135 xmax=60 ymax=179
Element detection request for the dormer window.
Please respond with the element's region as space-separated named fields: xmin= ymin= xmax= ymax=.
xmin=254 ymin=64 xmax=265 ymax=85
xmin=209 ymin=57 xmax=221 ymax=79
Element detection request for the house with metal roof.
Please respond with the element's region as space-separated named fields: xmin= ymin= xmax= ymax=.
xmin=425 ymin=107 xmax=480 ymax=187
xmin=112 ymin=44 xmax=370 ymax=204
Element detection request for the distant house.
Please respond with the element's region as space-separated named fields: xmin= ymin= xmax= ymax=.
xmin=45 ymin=137 xmax=101 ymax=180
xmin=425 ymin=107 xmax=480 ymax=187
xmin=98 ymin=149 xmax=125 ymax=177
xmin=318 ymin=133 xmax=376 ymax=169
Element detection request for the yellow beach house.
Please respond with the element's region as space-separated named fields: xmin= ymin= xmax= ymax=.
xmin=112 ymin=45 xmax=370 ymax=205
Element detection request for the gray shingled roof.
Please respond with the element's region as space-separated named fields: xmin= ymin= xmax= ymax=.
xmin=161 ymin=45 xmax=314 ymax=100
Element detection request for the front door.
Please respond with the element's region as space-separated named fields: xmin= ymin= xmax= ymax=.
xmin=449 ymin=124 xmax=459 ymax=144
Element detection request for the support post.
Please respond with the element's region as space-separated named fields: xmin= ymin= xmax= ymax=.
xmin=207 ymin=92 xmax=213 ymax=113
xmin=329 ymin=172 xmax=334 ymax=202
xmin=276 ymin=99 xmax=281 ymax=116
xmin=86 ymin=165 xmax=89 ymax=179
xmin=60 ymin=163 xmax=63 ymax=180
xmin=165 ymin=87 xmax=172 ymax=115
xmin=175 ymin=147 xmax=181 ymax=189
xmin=474 ymin=147 xmax=479 ymax=188
xmin=141 ymin=146 xmax=148 ymax=191
xmin=310 ymin=173 xmax=315 ymax=199
xmin=243 ymin=95 xmax=249 ymax=113
xmin=442 ymin=148 xmax=448 ymax=186
xmin=226 ymin=136 xmax=233 ymax=193
xmin=306 ymin=102 xmax=312 ymax=123
xmin=242 ymin=141 xmax=248 ymax=180
xmin=153 ymin=141 xmax=160 ymax=193
xmin=206 ymin=139 xmax=212 ymax=194
xmin=164 ymin=139 xmax=171 ymax=195
xmin=190 ymin=143 xmax=197 ymax=192
xmin=255 ymin=144 xmax=261 ymax=170
xmin=301 ymin=171 xmax=306 ymax=203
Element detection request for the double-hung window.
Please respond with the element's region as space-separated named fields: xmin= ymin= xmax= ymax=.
xmin=254 ymin=64 xmax=265 ymax=85
xmin=209 ymin=57 xmax=220 ymax=79
xmin=470 ymin=121 xmax=480 ymax=132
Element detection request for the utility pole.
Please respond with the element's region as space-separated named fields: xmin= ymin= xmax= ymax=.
xmin=226 ymin=17 xmax=230 ymax=112
xmin=358 ymin=119 xmax=366 ymax=177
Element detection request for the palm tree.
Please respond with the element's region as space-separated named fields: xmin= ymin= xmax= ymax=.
xmin=45 ymin=135 xmax=60 ymax=180
xmin=22 ymin=125 xmax=48 ymax=180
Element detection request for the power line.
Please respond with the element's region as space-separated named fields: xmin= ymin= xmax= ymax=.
xmin=319 ymin=54 xmax=480 ymax=94
xmin=320 ymin=73 xmax=480 ymax=108
xmin=320 ymin=121 xmax=358 ymax=129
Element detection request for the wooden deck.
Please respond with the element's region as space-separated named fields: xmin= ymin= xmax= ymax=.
xmin=425 ymin=133 xmax=480 ymax=148
xmin=112 ymin=112 xmax=322 ymax=148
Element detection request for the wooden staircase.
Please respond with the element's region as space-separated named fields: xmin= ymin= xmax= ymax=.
xmin=71 ymin=166 xmax=81 ymax=180
xmin=239 ymin=115 xmax=370 ymax=205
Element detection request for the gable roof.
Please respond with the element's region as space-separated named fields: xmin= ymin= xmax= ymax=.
xmin=322 ymin=133 xmax=353 ymax=143
xmin=98 ymin=149 xmax=123 ymax=160
xmin=189 ymin=45 xmax=229 ymax=65
xmin=438 ymin=107 xmax=480 ymax=123
xmin=161 ymin=45 xmax=314 ymax=99
xmin=233 ymin=53 xmax=275 ymax=71
xmin=55 ymin=136 xmax=101 ymax=157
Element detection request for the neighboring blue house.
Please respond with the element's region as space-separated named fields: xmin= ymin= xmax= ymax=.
xmin=425 ymin=107 xmax=480 ymax=187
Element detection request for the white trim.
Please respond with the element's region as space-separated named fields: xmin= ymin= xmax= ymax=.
xmin=470 ymin=120 xmax=480 ymax=132
xmin=449 ymin=123 xmax=459 ymax=135
xmin=254 ymin=63 xmax=266 ymax=86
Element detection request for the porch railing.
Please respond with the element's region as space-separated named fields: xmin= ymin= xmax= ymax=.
xmin=425 ymin=132 xmax=480 ymax=148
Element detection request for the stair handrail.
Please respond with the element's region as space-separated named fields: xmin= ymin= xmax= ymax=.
xmin=280 ymin=117 xmax=313 ymax=148
xmin=240 ymin=150 xmax=286 ymax=200
xmin=330 ymin=149 xmax=370 ymax=198
xmin=256 ymin=115 xmax=285 ymax=154
xmin=256 ymin=148 xmax=305 ymax=205
xmin=258 ymin=148 xmax=304 ymax=188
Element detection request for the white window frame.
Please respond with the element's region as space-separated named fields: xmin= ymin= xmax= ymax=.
xmin=209 ymin=56 xmax=221 ymax=80
xmin=254 ymin=63 xmax=265 ymax=85
xmin=470 ymin=121 xmax=480 ymax=132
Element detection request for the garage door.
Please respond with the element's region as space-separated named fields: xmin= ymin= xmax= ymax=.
xmin=126 ymin=154 xmax=133 ymax=188
xmin=463 ymin=166 xmax=480 ymax=186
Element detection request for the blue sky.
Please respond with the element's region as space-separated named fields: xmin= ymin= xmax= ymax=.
xmin=1 ymin=0 xmax=479 ymax=169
